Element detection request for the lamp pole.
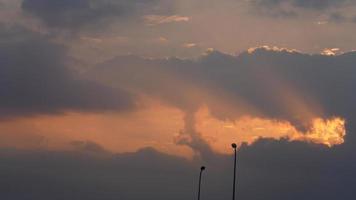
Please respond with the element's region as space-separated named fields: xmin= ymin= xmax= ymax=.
xmin=197 ymin=166 xmax=206 ymax=200
xmin=231 ymin=143 xmax=237 ymax=200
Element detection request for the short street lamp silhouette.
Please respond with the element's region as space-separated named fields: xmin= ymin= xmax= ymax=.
xmin=231 ymin=143 xmax=238 ymax=200
xmin=197 ymin=166 xmax=206 ymax=200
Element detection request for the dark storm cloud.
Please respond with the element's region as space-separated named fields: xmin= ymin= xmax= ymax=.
xmin=0 ymin=24 xmax=135 ymax=119
xmin=90 ymin=48 xmax=356 ymax=132
xmin=21 ymin=0 xmax=173 ymax=29
xmin=1 ymin=138 xmax=355 ymax=200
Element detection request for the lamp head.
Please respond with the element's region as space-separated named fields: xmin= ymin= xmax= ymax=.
xmin=231 ymin=143 xmax=237 ymax=149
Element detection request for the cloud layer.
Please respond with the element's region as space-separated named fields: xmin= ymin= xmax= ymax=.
xmin=21 ymin=0 xmax=174 ymax=29
xmin=1 ymin=138 xmax=355 ymax=200
xmin=91 ymin=48 xmax=356 ymax=132
xmin=249 ymin=0 xmax=356 ymax=19
xmin=251 ymin=0 xmax=351 ymax=10
xmin=0 ymin=24 xmax=135 ymax=119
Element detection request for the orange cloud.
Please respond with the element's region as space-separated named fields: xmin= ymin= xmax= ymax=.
xmin=196 ymin=106 xmax=346 ymax=154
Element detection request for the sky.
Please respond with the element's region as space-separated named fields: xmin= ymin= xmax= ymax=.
xmin=1 ymin=0 xmax=356 ymax=199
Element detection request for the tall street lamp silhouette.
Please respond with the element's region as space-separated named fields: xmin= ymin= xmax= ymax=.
xmin=231 ymin=143 xmax=238 ymax=200
xmin=197 ymin=166 xmax=206 ymax=200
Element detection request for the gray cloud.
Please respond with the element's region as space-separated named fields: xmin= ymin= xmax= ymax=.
xmin=325 ymin=12 xmax=356 ymax=24
xmin=328 ymin=12 xmax=348 ymax=23
xmin=237 ymin=138 xmax=356 ymax=200
xmin=70 ymin=140 xmax=110 ymax=154
xmin=0 ymin=146 xmax=197 ymax=200
xmin=0 ymin=24 xmax=136 ymax=119
xmin=0 ymin=138 xmax=355 ymax=200
xmin=248 ymin=0 xmax=356 ymax=18
xmin=21 ymin=0 xmax=174 ymax=29
xmin=176 ymin=111 xmax=216 ymax=161
xmin=251 ymin=0 xmax=351 ymax=10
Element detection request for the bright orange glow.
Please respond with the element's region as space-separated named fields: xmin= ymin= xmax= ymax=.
xmin=0 ymin=102 xmax=346 ymax=158
xmin=292 ymin=117 xmax=346 ymax=147
xmin=0 ymin=99 xmax=194 ymax=158
xmin=196 ymin=107 xmax=346 ymax=154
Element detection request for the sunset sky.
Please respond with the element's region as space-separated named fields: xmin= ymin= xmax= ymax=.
xmin=1 ymin=0 xmax=356 ymax=199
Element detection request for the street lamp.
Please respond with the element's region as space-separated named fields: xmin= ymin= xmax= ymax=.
xmin=197 ymin=166 xmax=206 ymax=200
xmin=231 ymin=143 xmax=237 ymax=200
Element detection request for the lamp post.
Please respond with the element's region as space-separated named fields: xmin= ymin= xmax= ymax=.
xmin=197 ymin=166 xmax=206 ymax=200
xmin=231 ymin=143 xmax=237 ymax=200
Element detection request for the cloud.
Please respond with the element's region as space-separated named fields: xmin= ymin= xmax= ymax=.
xmin=90 ymin=48 xmax=356 ymax=130
xmin=251 ymin=0 xmax=351 ymax=10
xmin=0 ymin=24 xmax=136 ymax=119
xmin=86 ymin=46 xmax=356 ymax=154
xmin=0 ymin=146 xmax=197 ymax=200
xmin=0 ymin=137 xmax=356 ymax=200
xmin=315 ymin=12 xmax=356 ymax=24
xmin=328 ymin=12 xmax=348 ymax=23
xmin=236 ymin=138 xmax=356 ymax=200
xmin=175 ymin=111 xmax=216 ymax=160
xmin=21 ymin=0 xmax=174 ymax=29
xmin=182 ymin=42 xmax=197 ymax=48
xmin=70 ymin=140 xmax=110 ymax=154
xmin=143 ymin=15 xmax=190 ymax=26
xmin=321 ymin=48 xmax=341 ymax=56
xmin=248 ymin=0 xmax=356 ymax=18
